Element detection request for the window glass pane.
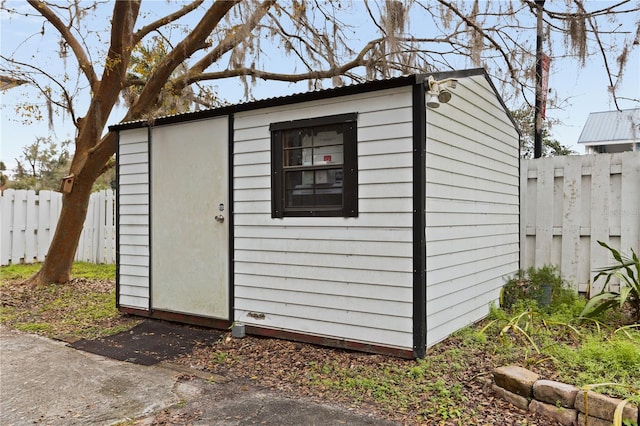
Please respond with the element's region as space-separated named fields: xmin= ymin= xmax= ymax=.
xmin=313 ymin=126 xmax=343 ymax=165
xmin=285 ymin=148 xmax=302 ymax=166
xmin=283 ymin=130 xmax=300 ymax=166
xmin=285 ymin=171 xmax=310 ymax=207
xmin=283 ymin=130 xmax=301 ymax=148
xmin=284 ymin=129 xmax=314 ymax=166
xmin=284 ymin=168 xmax=342 ymax=208
xmin=313 ymin=168 xmax=342 ymax=207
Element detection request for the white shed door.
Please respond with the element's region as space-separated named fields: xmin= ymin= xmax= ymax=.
xmin=150 ymin=118 xmax=229 ymax=319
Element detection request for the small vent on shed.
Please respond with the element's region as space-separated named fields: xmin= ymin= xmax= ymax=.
xmin=247 ymin=312 xmax=266 ymax=320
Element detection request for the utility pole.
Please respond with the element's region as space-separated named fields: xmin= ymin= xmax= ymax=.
xmin=534 ymin=0 xmax=546 ymax=158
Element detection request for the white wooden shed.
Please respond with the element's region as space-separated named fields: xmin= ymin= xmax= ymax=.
xmin=112 ymin=68 xmax=520 ymax=358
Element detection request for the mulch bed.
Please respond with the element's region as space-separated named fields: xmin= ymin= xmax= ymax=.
xmin=70 ymin=319 xmax=223 ymax=365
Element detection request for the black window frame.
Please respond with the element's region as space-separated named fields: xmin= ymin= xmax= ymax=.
xmin=271 ymin=113 xmax=358 ymax=218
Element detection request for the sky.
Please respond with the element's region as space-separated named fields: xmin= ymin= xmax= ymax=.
xmin=1 ymin=1 xmax=639 ymax=175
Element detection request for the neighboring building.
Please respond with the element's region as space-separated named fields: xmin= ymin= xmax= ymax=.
xmin=578 ymin=108 xmax=640 ymax=154
xmin=111 ymin=68 xmax=521 ymax=358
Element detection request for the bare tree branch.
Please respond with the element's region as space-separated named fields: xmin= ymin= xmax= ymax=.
xmin=430 ymin=0 xmax=519 ymax=82
xmin=126 ymin=0 xmax=239 ymax=120
xmin=26 ymin=0 xmax=98 ymax=90
xmin=133 ymin=0 xmax=205 ymax=45
xmin=1 ymin=55 xmax=78 ymax=126
xmin=185 ymin=37 xmax=390 ymax=85
xmin=187 ymin=1 xmax=276 ymax=76
xmin=575 ymin=0 xmax=620 ymax=110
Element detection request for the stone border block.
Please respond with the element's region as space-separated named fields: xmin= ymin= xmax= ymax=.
xmin=533 ymin=379 xmax=579 ymax=408
xmin=529 ymin=399 xmax=577 ymax=426
xmin=574 ymin=390 xmax=639 ymax=423
xmin=493 ymin=365 xmax=539 ymax=398
xmin=577 ymin=413 xmax=617 ymax=426
xmin=491 ymin=384 xmax=530 ymax=411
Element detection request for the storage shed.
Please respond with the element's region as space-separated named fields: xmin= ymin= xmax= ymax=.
xmin=113 ymin=68 xmax=520 ymax=358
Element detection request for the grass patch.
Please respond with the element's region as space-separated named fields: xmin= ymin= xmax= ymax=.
xmin=0 ymin=262 xmax=137 ymax=341
xmin=71 ymin=262 xmax=116 ymax=280
xmin=0 ymin=262 xmax=115 ymax=282
xmin=0 ymin=263 xmax=42 ymax=280
xmin=480 ymin=298 xmax=640 ymax=402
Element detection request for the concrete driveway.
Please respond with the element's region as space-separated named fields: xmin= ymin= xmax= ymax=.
xmin=0 ymin=327 xmax=397 ymax=425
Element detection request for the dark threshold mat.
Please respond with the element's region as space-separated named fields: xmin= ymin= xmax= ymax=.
xmin=69 ymin=319 xmax=223 ymax=365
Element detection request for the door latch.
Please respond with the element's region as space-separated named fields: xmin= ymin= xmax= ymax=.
xmin=214 ymin=215 xmax=224 ymax=223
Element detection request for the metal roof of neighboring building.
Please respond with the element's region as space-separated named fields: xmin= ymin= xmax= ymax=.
xmin=577 ymin=108 xmax=640 ymax=144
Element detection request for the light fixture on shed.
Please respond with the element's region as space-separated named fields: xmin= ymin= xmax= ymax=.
xmin=426 ymin=76 xmax=458 ymax=108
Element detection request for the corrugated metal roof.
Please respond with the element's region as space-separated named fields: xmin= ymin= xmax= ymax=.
xmin=577 ymin=108 xmax=640 ymax=144
xmin=110 ymin=68 xmax=520 ymax=132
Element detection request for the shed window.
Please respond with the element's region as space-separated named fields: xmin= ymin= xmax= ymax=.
xmin=271 ymin=113 xmax=358 ymax=217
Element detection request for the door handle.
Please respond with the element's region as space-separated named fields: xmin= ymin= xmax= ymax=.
xmin=214 ymin=215 xmax=224 ymax=223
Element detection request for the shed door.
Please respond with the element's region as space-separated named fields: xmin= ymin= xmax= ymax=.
xmin=150 ymin=118 xmax=229 ymax=319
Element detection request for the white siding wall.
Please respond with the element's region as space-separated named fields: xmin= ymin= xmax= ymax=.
xmin=118 ymin=128 xmax=150 ymax=309
xmin=233 ymin=87 xmax=415 ymax=350
xmin=425 ymin=75 xmax=520 ymax=346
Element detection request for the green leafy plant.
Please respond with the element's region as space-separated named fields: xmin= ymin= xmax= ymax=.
xmin=500 ymin=265 xmax=576 ymax=312
xmin=580 ymin=241 xmax=640 ymax=322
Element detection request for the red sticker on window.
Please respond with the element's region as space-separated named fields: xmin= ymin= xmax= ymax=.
xmin=324 ymin=155 xmax=332 ymax=162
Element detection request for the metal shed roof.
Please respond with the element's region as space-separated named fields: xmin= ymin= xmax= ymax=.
xmin=109 ymin=68 xmax=519 ymax=133
xmin=577 ymin=108 xmax=640 ymax=144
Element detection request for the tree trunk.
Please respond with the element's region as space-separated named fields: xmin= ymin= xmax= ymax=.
xmin=28 ymin=132 xmax=116 ymax=286
xmin=29 ymin=170 xmax=95 ymax=285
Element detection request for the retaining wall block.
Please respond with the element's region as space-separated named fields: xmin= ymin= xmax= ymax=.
xmin=493 ymin=365 xmax=539 ymax=398
xmin=574 ymin=390 xmax=638 ymax=424
xmin=491 ymin=384 xmax=530 ymax=411
xmin=533 ymin=379 xmax=579 ymax=408
xmin=577 ymin=413 xmax=619 ymax=426
xmin=529 ymin=399 xmax=577 ymax=426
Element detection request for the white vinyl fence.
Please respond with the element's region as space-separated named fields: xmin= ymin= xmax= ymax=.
xmin=520 ymin=152 xmax=640 ymax=293
xmin=0 ymin=189 xmax=115 ymax=266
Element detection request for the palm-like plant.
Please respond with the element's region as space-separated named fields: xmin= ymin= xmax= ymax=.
xmin=580 ymin=241 xmax=640 ymax=322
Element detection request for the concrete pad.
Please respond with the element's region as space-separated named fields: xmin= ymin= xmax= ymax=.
xmin=0 ymin=327 xmax=180 ymax=425
xmin=1 ymin=327 xmax=398 ymax=426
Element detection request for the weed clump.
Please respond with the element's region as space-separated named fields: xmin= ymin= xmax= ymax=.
xmin=500 ymin=265 xmax=578 ymax=313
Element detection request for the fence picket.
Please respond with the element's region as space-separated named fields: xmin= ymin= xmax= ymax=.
xmin=621 ymin=154 xmax=640 ymax=260
xmin=11 ymin=190 xmax=27 ymax=264
xmin=0 ymin=189 xmax=15 ymax=265
xmin=104 ymin=190 xmax=114 ymax=264
xmin=590 ymin=155 xmax=611 ymax=293
xmin=0 ymin=190 xmax=115 ymax=266
xmin=37 ymin=191 xmax=50 ymax=262
xmin=25 ymin=191 xmax=37 ymax=263
xmin=560 ymin=155 xmax=581 ymax=290
xmin=534 ymin=157 xmax=554 ymax=267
